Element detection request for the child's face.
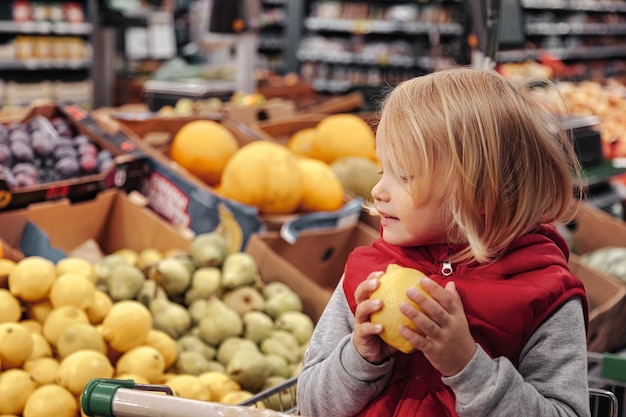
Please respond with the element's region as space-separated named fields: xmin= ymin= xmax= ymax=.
xmin=372 ymin=120 xmax=448 ymax=247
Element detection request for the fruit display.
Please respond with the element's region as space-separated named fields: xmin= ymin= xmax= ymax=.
xmin=0 ymin=231 xmax=314 ymax=416
xmin=0 ymin=115 xmax=114 ymax=189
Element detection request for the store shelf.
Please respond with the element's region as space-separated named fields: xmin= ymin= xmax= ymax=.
xmin=0 ymin=20 xmax=92 ymax=35
xmin=0 ymin=60 xmax=92 ymax=71
xmin=521 ymin=0 xmax=626 ymax=12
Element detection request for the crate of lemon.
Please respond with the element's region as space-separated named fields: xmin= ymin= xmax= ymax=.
xmin=168 ymin=114 xmax=380 ymax=217
xmin=0 ymin=231 xmax=313 ymax=417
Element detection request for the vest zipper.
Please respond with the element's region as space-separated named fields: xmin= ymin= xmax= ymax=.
xmin=441 ymin=261 xmax=453 ymax=276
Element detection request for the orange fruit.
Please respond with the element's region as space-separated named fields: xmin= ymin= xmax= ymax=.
xmin=286 ymin=128 xmax=317 ymax=158
xmin=297 ymin=158 xmax=344 ymax=212
xmin=170 ymin=120 xmax=239 ymax=186
xmin=311 ymin=114 xmax=376 ymax=164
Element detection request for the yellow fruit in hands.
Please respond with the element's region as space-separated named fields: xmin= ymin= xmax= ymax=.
xmin=9 ymin=257 xmax=56 ymax=302
xmin=297 ymin=158 xmax=344 ymax=212
xmin=0 ymin=322 xmax=34 ymax=369
xmin=170 ymin=120 xmax=239 ymax=186
xmin=0 ymin=289 xmax=21 ymax=324
xmin=22 ymin=384 xmax=77 ymax=417
xmin=57 ymin=350 xmax=114 ymax=396
xmin=369 ymin=264 xmax=430 ymax=354
xmin=220 ymin=141 xmax=303 ymax=214
xmin=101 ymin=301 xmax=152 ymax=352
xmin=0 ymin=369 xmax=37 ymax=415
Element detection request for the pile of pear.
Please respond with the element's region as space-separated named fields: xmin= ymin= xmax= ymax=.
xmin=0 ymin=231 xmax=314 ymax=416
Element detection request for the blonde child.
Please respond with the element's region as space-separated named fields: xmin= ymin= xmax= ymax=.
xmin=297 ymin=67 xmax=589 ymax=417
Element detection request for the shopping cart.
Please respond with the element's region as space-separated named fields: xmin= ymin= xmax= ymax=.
xmin=237 ymin=376 xmax=298 ymax=414
xmin=81 ymin=378 xmax=294 ymax=417
xmin=589 ymin=351 xmax=626 ymax=417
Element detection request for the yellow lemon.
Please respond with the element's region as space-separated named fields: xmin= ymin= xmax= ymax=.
xmin=23 ymin=357 xmax=59 ymax=386
xmin=114 ymin=373 xmax=149 ymax=384
xmin=19 ymin=319 xmax=42 ymax=334
xmin=84 ymin=290 xmax=113 ymax=325
xmin=297 ymin=157 xmax=345 ymax=212
xmin=0 ymin=369 xmax=37 ymax=415
xmin=101 ymin=300 xmax=152 ymax=352
xmin=114 ymin=249 xmax=139 ymax=266
xmin=57 ymin=350 xmax=114 ymax=396
xmin=220 ymin=390 xmax=260 ymax=405
xmin=198 ymin=371 xmax=241 ymax=401
xmin=49 ymin=273 xmax=96 ymax=309
xmin=0 ymin=289 xmax=21 ymax=323
xmin=56 ymin=324 xmax=107 ymax=359
xmin=0 ymin=322 xmax=33 ymax=369
xmin=25 ymin=299 xmax=53 ymax=324
xmin=115 ymin=346 xmax=165 ymax=384
xmin=42 ymin=306 xmax=89 ymax=347
xmin=27 ymin=333 xmax=52 ymax=360
xmin=0 ymin=258 xmax=16 ymax=288
xmin=55 ymin=258 xmax=97 ymax=284
xmin=369 ymin=264 xmax=430 ymax=354
xmin=166 ymin=375 xmax=211 ymax=401
xmin=144 ymin=329 xmax=178 ymax=370
xmin=23 ymin=384 xmax=77 ymax=417
xmin=8 ymin=257 xmax=56 ymax=302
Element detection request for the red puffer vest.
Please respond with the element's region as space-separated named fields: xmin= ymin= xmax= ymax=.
xmin=343 ymin=224 xmax=588 ymax=417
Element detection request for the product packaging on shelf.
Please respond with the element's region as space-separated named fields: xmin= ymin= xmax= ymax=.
xmin=0 ymin=101 xmax=146 ymax=212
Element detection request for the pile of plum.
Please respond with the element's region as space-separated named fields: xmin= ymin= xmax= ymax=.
xmin=0 ymin=115 xmax=115 ymax=189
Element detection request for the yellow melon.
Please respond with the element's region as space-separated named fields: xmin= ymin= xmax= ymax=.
xmin=311 ymin=114 xmax=376 ymax=164
xmin=297 ymin=158 xmax=345 ymax=212
xmin=170 ymin=120 xmax=239 ymax=186
xmin=286 ymin=127 xmax=317 ymax=157
xmin=369 ymin=264 xmax=430 ymax=354
xmin=220 ymin=141 xmax=303 ymax=214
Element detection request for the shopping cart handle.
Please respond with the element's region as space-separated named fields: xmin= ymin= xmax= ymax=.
xmin=82 ymin=379 xmax=138 ymax=417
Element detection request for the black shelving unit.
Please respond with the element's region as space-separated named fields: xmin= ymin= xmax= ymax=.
xmin=295 ymin=0 xmax=470 ymax=106
xmin=0 ymin=1 xmax=94 ymax=108
xmin=497 ymin=0 xmax=626 ymax=77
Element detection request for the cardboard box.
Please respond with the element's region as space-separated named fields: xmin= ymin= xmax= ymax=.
xmin=0 ymin=188 xmax=331 ymax=324
xmin=0 ymin=101 xmax=146 ymax=212
xmin=0 ymin=189 xmax=191 ymax=263
xmin=86 ymin=113 xmax=265 ymax=250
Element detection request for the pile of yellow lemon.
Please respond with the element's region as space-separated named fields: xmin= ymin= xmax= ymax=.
xmin=0 ymin=255 xmax=251 ymax=417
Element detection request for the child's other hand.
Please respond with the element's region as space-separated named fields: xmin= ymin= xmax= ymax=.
xmin=400 ymin=278 xmax=477 ymax=376
xmin=353 ymin=272 xmax=396 ymax=364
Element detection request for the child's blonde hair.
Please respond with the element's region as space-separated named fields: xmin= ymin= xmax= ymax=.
xmin=378 ymin=67 xmax=582 ymax=264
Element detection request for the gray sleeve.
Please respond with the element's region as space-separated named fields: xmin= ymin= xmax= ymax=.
xmin=297 ymin=276 xmax=395 ymax=417
xmin=442 ymin=297 xmax=590 ymax=417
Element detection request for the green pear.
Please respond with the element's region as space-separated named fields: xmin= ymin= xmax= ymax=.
xmin=264 ymin=290 xmax=303 ymax=319
xmin=176 ymin=334 xmax=216 ymax=360
xmin=275 ymin=311 xmax=315 ymax=345
xmin=107 ymin=264 xmax=145 ymax=301
xmin=242 ymin=311 xmax=275 ymax=344
xmin=175 ymin=350 xmax=213 ymax=375
xmin=222 ymin=286 xmax=265 ymax=315
xmin=150 ymin=298 xmax=192 ymax=339
xmin=221 ymin=253 xmax=259 ymax=289
xmin=149 ymin=258 xmax=191 ymax=298
xmin=136 ymin=248 xmax=163 ymax=273
xmin=216 ymin=336 xmax=258 ymax=366
xmin=189 ymin=232 xmax=228 ymax=267
xmin=187 ymin=298 xmax=208 ymax=326
xmin=261 ymin=335 xmax=299 ymax=364
xmin=184 ymin=267 xmax=222 ymax=305
xmin=198 ymin=297 xmax=243 ymax=346
xmin=261 ymin=282 xmax=293 ymax=300
xmin=262 ymin=376 xmax=296 ymax=411
xmin=226 ymin=348 xmax=271 ymax=392
xmin=94 ymin=253 xmax=130 ymax=286
xmin=265 ymin=354 xmax=292 ymax=378
xmin=136 ymin=279 xmax=168 ymax=308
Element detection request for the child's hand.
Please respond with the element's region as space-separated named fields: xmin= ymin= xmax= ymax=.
xmin=399 ymin=278 xmax=477 ymax=376
xmin=353 ymin=272 xmax=396 ymax=364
